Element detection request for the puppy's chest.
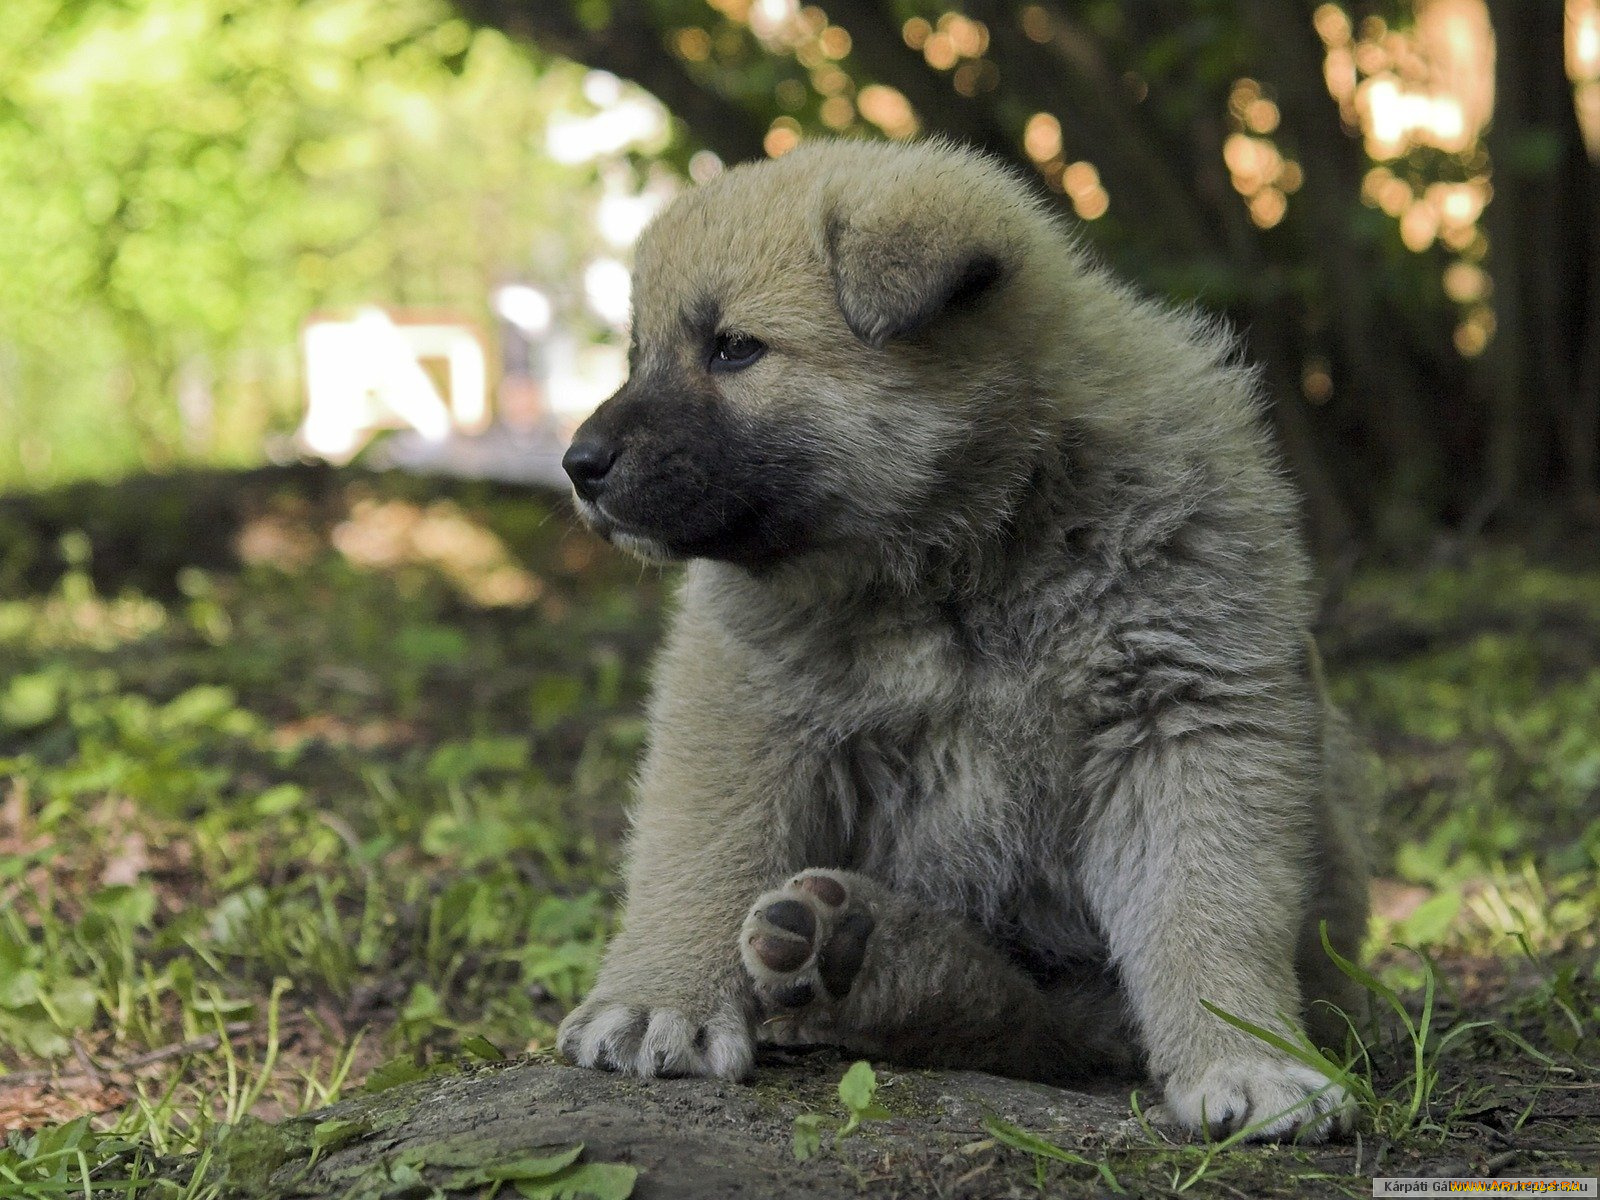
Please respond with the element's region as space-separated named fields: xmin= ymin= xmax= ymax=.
xmin=813 ymin=658 xmax=1096 ymax=950
xmin=797 ymin=598 xmax=1065 ymax=727
xmin=837 ymin=722 xmax=1099 ymax=961
xmin=787 ymin=606 xmax=1102 ymax=956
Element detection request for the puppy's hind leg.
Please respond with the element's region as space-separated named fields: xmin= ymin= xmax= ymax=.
xmin=739 ymin=869 xmax=1134 ymax=1083
xmin=1298 ymin=711 xmax=1373 ymax=1052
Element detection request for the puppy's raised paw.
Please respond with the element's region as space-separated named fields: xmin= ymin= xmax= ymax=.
xmin=740 ymin=869 xmax=876 ymax=1014
xmin=1152 ymin=1056 xmax=1353 ymax=1143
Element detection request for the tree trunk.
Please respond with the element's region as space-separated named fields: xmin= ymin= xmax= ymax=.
xmin=1239 ymin=0 xmax=1457 ymax=530
xmin=1485 ymin=0 xmax=1599 ymax=518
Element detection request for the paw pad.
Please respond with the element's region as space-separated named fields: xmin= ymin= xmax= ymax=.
xmin=796 ymin=874 xmax=846 ymax=906
xmin=751 ymin=931 xmax=811 ymax=973
xmin=739 ymin=869 xmax=875 ymax=1013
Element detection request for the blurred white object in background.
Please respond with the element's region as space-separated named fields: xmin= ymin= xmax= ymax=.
xmin=582 ymin=259 xmax=632 ymax=327
xmin=299 ymin=308 xmax=488 ymax=462
xmin=492 ymin=284 xmax=553 ymax=336
xmin=295 ymin=285 xmax=628 ymax=488
xmin=545 ymin=71 xmax=667 ymax=165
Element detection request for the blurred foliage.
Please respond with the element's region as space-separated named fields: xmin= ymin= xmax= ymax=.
xmin=1320 ymin=555 xmax=1600 ymax=1014
xmin=0 ymin=0 xmax=646 ymax=487
xmin=1330 ymin=558 xmax=1600 ymax=884
xmin=0 ymin=471 xmax=667 ymax=1144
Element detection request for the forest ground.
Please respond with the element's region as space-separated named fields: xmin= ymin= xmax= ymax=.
xmin=0 ymin=467 xmax=1594 ymax=1197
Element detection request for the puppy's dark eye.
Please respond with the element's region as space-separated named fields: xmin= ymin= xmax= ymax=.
xmin=709 ymin=331 xmax=766 ymax=373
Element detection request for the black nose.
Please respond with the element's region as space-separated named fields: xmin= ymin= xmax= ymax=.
xmin=562 ymin=439 xmax=619 ymax=501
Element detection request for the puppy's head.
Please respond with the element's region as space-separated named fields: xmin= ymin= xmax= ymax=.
xmin=563 ymin=139 xmax=1059 ymax=572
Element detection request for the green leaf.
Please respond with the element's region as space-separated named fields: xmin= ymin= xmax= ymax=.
xmin=530 ymin=676 xmax=584 ymax=731
xmin=438 ymin=1145 xmax=585 ymax=1189
xmin=159 ymin=685 xmax=240 ymax=729
xmin=208 ymin=886 xmax=268 ymax=945
xmin=514 ymin=1161 xmax=637 ymax=1199
xmin=311 ymin=1118 xmax=368 ymax=1151
xmin=461 ymin=1033 xmax=507 ymax=1061
xmin=837 ymin=1060 xmax=877 ymax=1115
xmin=395 ymin=624 xmax=470 ymax=666
xmin=0 ymin=671 xmax=60 ymax=729
xmin=385 ymin=1157 xmax=427 ymax=1189
xmin=88 ymin=883 xmax=157 ymax=929
xmin=485 ymin=1145 xmax=584 ymax=1180
xmin=0 ymin=968 xmax=42 ymax=1009
xmin=1319 ymin=922 xmax=1413 ymax=1033
xmin=1395 ymin=890 xmax=1462 ymax=945
xmin=307 ymin=1117 xmax=370 ymax=1166
xmin=426 ymin=735 xmax=529 ymax=781
xmin=792 ymin=1113 xmax=823 ymax=1162
xmin=9 ymin=1016 xmax=71 ymax=1059
xmin=47 ymin=976 xmax=100 ymax=1030
xmin=253 ymin=784 xmax=305 ymax=816
xmin=361 ymin=1054 xmax=459 ymax=1094
xmin=836 ymin=1060 xmax=886 ymax=1139
xmin=188 ymin=989 xmax=255 ymax=1018
xmin=400 ymin=982 xmax=443 ymax=1024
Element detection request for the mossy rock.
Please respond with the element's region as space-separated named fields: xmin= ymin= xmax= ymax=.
xmin=187 ymin=1052 xmax=1136 ymax=1199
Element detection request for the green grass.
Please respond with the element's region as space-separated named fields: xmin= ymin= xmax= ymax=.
xmin=0 ymin=472 xmax=666 ymax=1189
xmin=0 ymin=470 xmax=1596 ymax=1196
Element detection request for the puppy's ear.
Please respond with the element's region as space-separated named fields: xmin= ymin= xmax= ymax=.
xmin=824 ymin=213 xmax=1005 ymax=349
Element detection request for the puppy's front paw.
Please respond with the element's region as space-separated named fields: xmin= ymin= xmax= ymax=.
xmin=556 ymin=994 xmax=753 ymax=1080
xmin=1153 ymin=1056 xmax=1353 ymax=1143
xmin=739 ymin=868 xmax=876 ymax=1014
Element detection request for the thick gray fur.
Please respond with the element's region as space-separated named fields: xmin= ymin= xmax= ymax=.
xmin=556 ymin=139 xmax=1370 ymax=1143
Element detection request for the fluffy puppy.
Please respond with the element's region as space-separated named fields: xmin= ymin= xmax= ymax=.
xmin=555 ymin=138 xmax=1369 ymax=1143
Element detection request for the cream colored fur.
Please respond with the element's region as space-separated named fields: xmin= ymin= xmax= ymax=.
xmin=555 ymin=139 xmax=1370 ymax=1143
